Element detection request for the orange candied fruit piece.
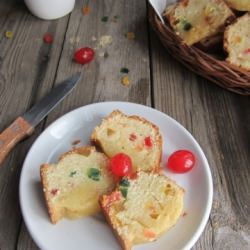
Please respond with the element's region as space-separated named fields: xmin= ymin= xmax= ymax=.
xmin=82 ymin=5 xmax=90 ymax=15
xmin=144 ymin=229 xmax=156 ymax=239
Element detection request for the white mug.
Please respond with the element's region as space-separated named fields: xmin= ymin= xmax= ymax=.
xmin=24 ymin=0 xmax=75 ymax=20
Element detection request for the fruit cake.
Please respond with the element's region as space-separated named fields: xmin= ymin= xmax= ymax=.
xmin=100 ymin=171 xmax=185 ymax=250
xmin=224 ymin=0 xmax=250 ymax=11
xmin=40 ymin=146 xmax=115 ymax=224
xmin=164 ymin=0 xmax=235 ymax=45
xmin=224 ymin=13 xmax=250 ymax=71
xmin=91 ymin=110 xmax=162 ymax=172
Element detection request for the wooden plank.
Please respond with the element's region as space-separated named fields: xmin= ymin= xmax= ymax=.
xmin=0 ymin=0 xmax=70 ymax=249
xmin=149 ymin=29 xmax=250 ymax=250
xmin=17 ymin=0 xmax=151 ymax=249
xmin=45 ymin=0 xmax=151 ymax=122
xmin=17 ymin=224 xmax=39 ymax=250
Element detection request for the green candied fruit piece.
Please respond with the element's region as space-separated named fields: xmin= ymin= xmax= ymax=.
xmin=87 ymin=168 xmax=101 ymax=181
xmin=182 ymin=20 xmax=192 ymax=31
xmin=101 ymin=16 xmax=109 ymax=22
xmin=119 ymin=178 xmax=130 ymax=187
xmin=120 ymin=67 xmax=129 ymax=74
xmin=119 ymin=186 xmax=128 ymax=198
xmin=69 ymin=171 xmax=77 ymax=177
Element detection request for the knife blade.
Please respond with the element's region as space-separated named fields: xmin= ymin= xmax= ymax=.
xmin=0 ymin=73 xmax=81 ymax=165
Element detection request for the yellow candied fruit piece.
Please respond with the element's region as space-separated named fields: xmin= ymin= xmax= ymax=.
xmin=121 ymin=76 xmax=130 ymax=86
xmin=234 ymin=36 xmax=242 ymax=44
xmin=5 ymin=31 xmax=13 ymax=39
xmin=204 ymin=7 xmax=214 ymax=15
xmin=126 ymin=32 xmax=135 ymax=40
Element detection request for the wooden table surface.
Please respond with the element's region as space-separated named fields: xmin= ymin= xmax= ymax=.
xmin=0 ymin=0 xmax=249 ymax=249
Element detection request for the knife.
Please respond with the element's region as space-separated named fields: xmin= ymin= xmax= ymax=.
xmin=0 ymin=73 xmax=81 ymax=165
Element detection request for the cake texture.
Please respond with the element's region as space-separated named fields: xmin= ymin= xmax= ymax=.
xmin=164 ymin=0 xmax=235 ymax=45
xmin=100 ymin=171 xmax=185 ymax=250
xmin=40 ymin=146 xmax=115 ymax=224
xmin=224 ymin=0 xmax=250 ymax=11
xmin=224 ymin=13 xmax=250 ymax=71
xmin=91 ymin=110 xmax=162 ymax=172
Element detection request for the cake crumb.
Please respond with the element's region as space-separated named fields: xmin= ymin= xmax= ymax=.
xmin=72 ymin=140 xmax=81 ymax=145
xmin=99 ymin=35 xmax=112 ymax=48
xmin=69 ymin=36 xmax=80 ymax=45
xmin=182 ymin=212 xmax=187 ymax=217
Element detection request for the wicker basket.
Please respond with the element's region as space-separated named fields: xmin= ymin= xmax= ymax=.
xmin=149 ymin=6 xmax=250 ymax=95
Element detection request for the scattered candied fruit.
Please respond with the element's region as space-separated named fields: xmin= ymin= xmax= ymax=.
xmin=74 ymin=47 xmax=95 ymax=64
xmin=126 ymin=32 xmax=135 ymax=40
xmin=121 ymin=76 xmax=130 ymax=86
xmin=112 ymin=15 xmax=119 ymax=22
xmin=120 ymin=67 xmax=129 ymax=74
xmin=5 ymin=31 xmax=13 ymax=39
xmin=101 ymin=16 xmax=109 ymax=22
xmin=82 ymin=5 xmax=90 ymax=15
xmin=43 ymin=33 xmax=53 ymax=44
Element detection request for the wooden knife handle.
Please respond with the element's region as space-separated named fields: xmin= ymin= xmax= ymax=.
xmin=0 ymin=117 xmax=34 ymax=165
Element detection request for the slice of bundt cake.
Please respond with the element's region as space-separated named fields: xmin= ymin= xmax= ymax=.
xmin=100 ymin=171 xmax=185 ymax=250
xmin=91 ymin=110 xmax=162 ymax=172
xmin=164 ymin=0 xmax=235 ymax=45
xmin=224 ymin=0 xmax=250 ymax=11
xmin=40 ymin=146 xmax=115 ymax=224
xmin=224 ymin=13 xmax=250 ymax=71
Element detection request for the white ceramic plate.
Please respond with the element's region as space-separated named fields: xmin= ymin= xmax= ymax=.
xmin=19 ymin=102 xmax=213 ymax=250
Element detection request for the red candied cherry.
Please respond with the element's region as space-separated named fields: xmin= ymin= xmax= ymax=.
xmin=167 ymin=150 xmax=195 ymax=173
xmin=244 ymin=48 xmax=250 ymax=54
xmin=74 ymin=47 xmax=94 ymax=64
xmin=144 ymin=136 xmax=152 ymax=147
xmin=129 ymin=133 xmax=137 ymax=141
xmin=110 ymin=153 xmax=132 ymax=177
xmin=43 ymin=33 xmax=53 ymax=44
xmin=50 ymin=188 xmax=58 ymax=196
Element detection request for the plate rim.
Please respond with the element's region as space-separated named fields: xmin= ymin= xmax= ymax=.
xmin=19 ymin=101 xmax=213 ymax=250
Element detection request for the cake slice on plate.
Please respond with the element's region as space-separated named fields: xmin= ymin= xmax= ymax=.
xmin=40 ymin=146 xmax=115 ymax=224
xmin=91 ymin=110 xmax=162 ymax=172
xmin=100 ymin=171 xmax=185 ymax=250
